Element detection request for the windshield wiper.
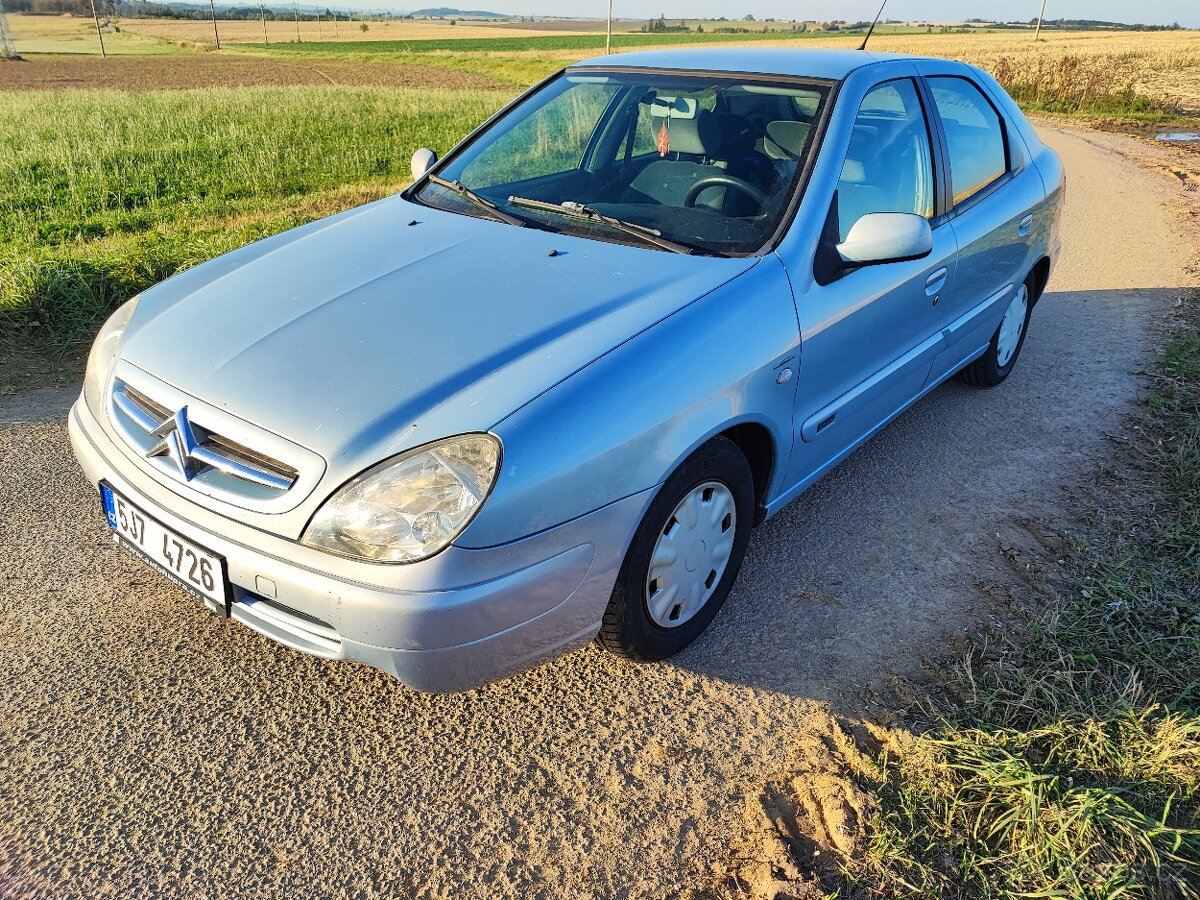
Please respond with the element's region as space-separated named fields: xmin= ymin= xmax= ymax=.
xmin=507 ymin=196 xmax=695 ymax=255
xmin=426 ymin=175 xmax=530 ymax=228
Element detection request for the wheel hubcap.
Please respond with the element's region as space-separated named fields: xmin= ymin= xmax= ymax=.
xmin=644 ymin=481 xmax=736 ymax=628
xmin=996 ymin=284 xmax=1029 ymax=368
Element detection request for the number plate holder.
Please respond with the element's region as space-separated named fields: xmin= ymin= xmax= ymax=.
xmin=99 ymin=481 xmax=232 ymax=618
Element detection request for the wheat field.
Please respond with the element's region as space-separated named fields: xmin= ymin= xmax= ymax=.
xmin=500 ymin=29 xmax=1200 ymax=114
xmin=793 ymin=30 xmax=1200 ymax=112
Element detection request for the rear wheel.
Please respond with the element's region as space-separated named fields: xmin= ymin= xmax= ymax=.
xmin=597 ymin=437 xmax=754 ymax=662
xmin=958 ymin=274 xmax=1034 ymax=387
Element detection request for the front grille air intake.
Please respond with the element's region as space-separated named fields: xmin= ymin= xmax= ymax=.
xmin=112 ymin=381 xmax=299 ymax=494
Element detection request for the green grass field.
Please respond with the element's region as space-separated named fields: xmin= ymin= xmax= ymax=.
xmin=0 ymin=86 xmax=508 ymax=345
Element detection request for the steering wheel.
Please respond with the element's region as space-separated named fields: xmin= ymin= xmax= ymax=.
xmin=683 ymin=174 xmax=769 ymax=212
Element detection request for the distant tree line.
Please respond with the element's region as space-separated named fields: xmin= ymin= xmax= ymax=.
xmin=980 ymin=18 xmax=1183 ymax=31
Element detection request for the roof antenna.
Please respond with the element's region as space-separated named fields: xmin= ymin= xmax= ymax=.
xmin=857 ymin=0 xmax=887 ymax=50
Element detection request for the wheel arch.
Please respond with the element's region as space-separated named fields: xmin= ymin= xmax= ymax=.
xmin=717 ymin=422 xmax=776 ymax=524
xmin=1030 ymin=255 xmax=1051 ymax=306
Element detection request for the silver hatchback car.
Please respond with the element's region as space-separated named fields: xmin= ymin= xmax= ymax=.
xmin=71 ymin=48 xmax=1064 ymax=691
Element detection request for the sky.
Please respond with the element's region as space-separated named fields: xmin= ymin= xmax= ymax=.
xmin=408 ymin=2 xmax=1198 ymax=29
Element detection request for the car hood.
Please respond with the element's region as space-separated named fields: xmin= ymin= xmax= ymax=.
xmin=119 ymin=196 xmax=759 ymax=472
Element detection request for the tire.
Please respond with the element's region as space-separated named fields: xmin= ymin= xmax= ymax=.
xmin=958 ymin=273 xmax=1036 ymax=388
xmin=597 ymin=436 xmax=754 ymax=662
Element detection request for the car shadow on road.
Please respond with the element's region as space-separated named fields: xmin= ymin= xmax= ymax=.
xmin=662 ymin=286 xmax=1184 ymax=715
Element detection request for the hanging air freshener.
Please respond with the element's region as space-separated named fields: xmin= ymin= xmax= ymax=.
xmin=656 ymin=119 xmax=670 ymax=157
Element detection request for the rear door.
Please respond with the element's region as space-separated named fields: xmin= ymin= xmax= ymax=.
xmin=918 ymin=69 xmax=1046 ymax=381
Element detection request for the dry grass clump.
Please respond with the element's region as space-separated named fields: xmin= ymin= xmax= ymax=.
xmin=990 ymin=52 xmax=1179 ymax=115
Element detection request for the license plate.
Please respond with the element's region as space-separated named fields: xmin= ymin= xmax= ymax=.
xmin=100 ymin=483 xmax=230 ymax=617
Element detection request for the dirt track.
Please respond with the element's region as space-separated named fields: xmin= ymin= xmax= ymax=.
xmin=0 ymin=56 xmax=508 ymax=92
xmin=0 ymin=127 xmax=1197 ymax=899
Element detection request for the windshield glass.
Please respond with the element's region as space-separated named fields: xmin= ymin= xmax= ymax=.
xmin=412 ymin=70 xmax=831 ymax=256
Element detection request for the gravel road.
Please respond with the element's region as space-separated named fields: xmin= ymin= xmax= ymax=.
xmin=0 ymin=126 xmax=1196 ymax=900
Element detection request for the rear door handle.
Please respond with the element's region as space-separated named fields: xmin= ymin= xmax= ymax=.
xmin=1018 ymin=214 xmax=1034 ymax=237
xmin=925 ymin=267 xmax=948 ymax=296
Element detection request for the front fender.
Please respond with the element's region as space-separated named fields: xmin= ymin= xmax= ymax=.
xmin=457 ymin=255 xmax=801 ymax=549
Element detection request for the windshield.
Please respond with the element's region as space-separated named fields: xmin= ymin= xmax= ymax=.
xmin=411 ymin=70 xmax=831 ymax=256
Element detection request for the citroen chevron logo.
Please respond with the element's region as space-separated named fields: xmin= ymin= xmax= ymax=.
xmin=146 ymin=406 xmax=201 ymax=481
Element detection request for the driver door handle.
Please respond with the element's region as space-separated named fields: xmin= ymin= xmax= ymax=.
xmin=925 ymin=267 xmax=948 ymax=296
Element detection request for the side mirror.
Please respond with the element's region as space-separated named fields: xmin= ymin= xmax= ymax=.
xmin=411 ymin=148 xmax=438 ymax=180
xmin=836 ymin=212 xmax=933 ymax=268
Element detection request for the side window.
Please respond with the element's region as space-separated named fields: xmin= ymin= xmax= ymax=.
xmin=837 ymin=79 xmax=935 ymax=241
xmin=927 ymin=76 xmax=1008 ymax=206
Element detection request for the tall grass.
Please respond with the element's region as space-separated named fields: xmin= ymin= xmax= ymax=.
xmin=992 ymin=52 xmax=1181 ymax=116
xmin=0 ymin=86 xmax=509 ymax=346
xmin=849 ymin=302 xmax=1200 ymax=898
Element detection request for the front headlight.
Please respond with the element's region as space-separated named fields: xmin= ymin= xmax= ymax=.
xmin=302 ymin=434 xmax=501 ymax=564
xmin=83 ymin=296 xmax=139 ymax=417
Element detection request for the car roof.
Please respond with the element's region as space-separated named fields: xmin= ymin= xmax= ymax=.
xmin=571 ymin=47 xmax=919 ymax=82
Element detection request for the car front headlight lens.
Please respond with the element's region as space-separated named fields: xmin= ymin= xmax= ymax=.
xmin=83 ymin=296 xmax=140 ymax=418
xmin=302 ymin=434 xmax=501 ymax=564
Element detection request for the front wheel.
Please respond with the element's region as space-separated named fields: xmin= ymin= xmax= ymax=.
xmin=958 ymin=275 xmax=1034 ymax=388
xmin=597 ymin=436 xmax=754 ymax=662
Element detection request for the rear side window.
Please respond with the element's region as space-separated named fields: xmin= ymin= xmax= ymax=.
xmin=927 ymin=76 xmax=1008 ymax=206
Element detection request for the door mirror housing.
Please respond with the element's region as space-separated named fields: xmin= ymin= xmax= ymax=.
xmin=836 ymin=212 xmax=933 ymax=268
xmin=411 ymin=148 xmax=438 ymax=180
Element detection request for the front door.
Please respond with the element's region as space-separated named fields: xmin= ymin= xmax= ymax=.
xmin=783 ymin=77 xmax=957 ymax=494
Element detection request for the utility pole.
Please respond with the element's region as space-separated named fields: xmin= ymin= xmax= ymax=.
xmin=0 ymin=0 xmax=19 ymax=60
xmin=259 ymin=2 xmax=268 ymax=44
xmin=208 ymin=0 xmax=221 ymax=49
xmin=1034 ymin=0 xmax=1047 ymax=41
xmin=87 ymin=0 xmax=106 ymax=57
xmin=294 ymin=2 xmax=300 ymax=41
xmin=606 ymin=0 xmax=612 ymax=53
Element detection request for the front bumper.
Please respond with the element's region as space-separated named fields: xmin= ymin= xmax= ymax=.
xmin=69 ymin=398 xmax=651 ymax=691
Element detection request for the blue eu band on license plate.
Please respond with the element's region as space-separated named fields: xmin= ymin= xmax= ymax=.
xmin=99 ymin=482 xmax=230 ymax=617
xmin=101 ymin=483 xmax=119 ymax=528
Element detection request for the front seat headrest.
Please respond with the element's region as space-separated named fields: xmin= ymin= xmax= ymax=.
xmin=840 ymin=159 xmax=867 ymax=183
xmin=652 ymin=109 xmax=722 ymax=157
xmin=765 ymin=121 xmax=813 ymax=160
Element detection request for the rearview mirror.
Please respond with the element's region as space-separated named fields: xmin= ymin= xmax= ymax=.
xmin=836 ymin=212 xmax=933 ymax=268
xmin=411 ymin=148 xmax=438 ymax=180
